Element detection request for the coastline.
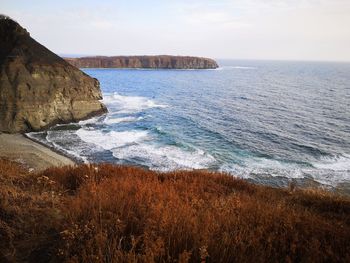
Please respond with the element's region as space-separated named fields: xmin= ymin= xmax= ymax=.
xmin=0 ymin=132 xmax=75 ymax=171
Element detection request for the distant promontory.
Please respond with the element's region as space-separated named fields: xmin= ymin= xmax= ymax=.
xmin=65 ymin=55 xmax=219 ymax=69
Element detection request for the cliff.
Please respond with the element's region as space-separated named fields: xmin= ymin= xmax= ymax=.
xmin=65 ymin=55 xmax=219 ymax=69
xmin=0 ymin=16 xmax=107 ymax=133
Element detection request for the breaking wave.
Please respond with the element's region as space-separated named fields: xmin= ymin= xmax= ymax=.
xmin=76 ymin=129 xmax=149 ymax=150
xmin=103 ymin=92 xmax=167 ymax=114
xmin=112 ymin=144 xmax=216 ymax=171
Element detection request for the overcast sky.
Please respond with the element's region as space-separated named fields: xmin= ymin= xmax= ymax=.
xmin=2 ymin=0 xmax=350 ymax=61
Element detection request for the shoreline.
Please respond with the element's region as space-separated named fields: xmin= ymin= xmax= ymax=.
xmin=1 ymin=132 xmax=349 ymax=195
xmin=23 ymin=132 xmax=83 ymax=164
xmin=0 ymin=132 xmax=75 ymax=172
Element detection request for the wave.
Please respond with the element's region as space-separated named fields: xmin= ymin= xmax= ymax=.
xmin=78 ymin=116 xmax=101 ymax=125
xmin=312 ymin=154 xmax=350 ymax=171
xmin=27 ymin=131 xmax=89 ymax=163
xmin=26 ymin=131 xmax=50 ymax=145
xmin=112 ymin=143 xmax=216 ymax=171
xmin=46 ymin=131 xmax=89 ymax=163
xmin=76 ymin=128 xmax=149 ymax=150
xmin=75 ymin=126 xmax=216 ymax=171
xmin=220 ymin=158 xmax=304 ymax=179
xmin=103 ymin=116 xmax=144 ymax=125
xmin=220 ymin=154 xmax=350 ymax=187
xmin=103 ymin=92 xmax=168 ymax=114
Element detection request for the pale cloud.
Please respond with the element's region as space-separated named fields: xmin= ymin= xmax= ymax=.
xmin=2 ymin=0 xmax=350 ymax=61
xmin=184 ymin=10 xmax=252 ymax=29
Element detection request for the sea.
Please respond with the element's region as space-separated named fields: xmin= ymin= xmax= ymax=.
xmin=27 ymin=60 xmax=350 ymax=192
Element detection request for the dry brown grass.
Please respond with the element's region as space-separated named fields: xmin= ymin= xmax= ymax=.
xmin=0 ymin=159 xmax=349 ymax=262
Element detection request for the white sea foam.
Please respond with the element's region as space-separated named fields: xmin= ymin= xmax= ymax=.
xmin=306 ymin=170 xmax=349 ymax=186
xmin=103 ymin=92 xmax=167 ymax=114
xmin=76 ymin=126 xmax=215 ymax=171
xmin=220 ymin=154 xmax=350 ymax=187
xmin=104 ymin=116 xmax=144 ymax=125
xmin=51 ymin=141 xmax=89 ymax=164
xmin=312 ymin=154 xmax=350 ymax=171
xmin=220 ymin=158 xmax=304 ymax=180
xmin=27 ymin=131 xmax=89 ymax=163
xmin=246 ymin=157 xmax=299 ymax=170
xmin=78 ymin=116 xmax=101 ymax=125
xmin=112 ymin=143 xmax=216 ymax=171
xmin=46 ymin=131 xmax=89 ymax=163
xmin=304 ymin=154 xmax=350 ymax=186
xmin=76 ymin=128 xmax=149 ymax=150
xmin=26 ymin=132 xmax=48 ymax=145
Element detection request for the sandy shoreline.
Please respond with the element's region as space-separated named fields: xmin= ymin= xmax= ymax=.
xmin=0 ymin=132 xmax=75 ymax=171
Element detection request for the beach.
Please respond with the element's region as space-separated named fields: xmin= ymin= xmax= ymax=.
xmin=0 ymin=132 xmax=74 ymax=171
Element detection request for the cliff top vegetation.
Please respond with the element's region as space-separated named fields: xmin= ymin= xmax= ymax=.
xmin=0 ymin=159 xmax=349 ymax=262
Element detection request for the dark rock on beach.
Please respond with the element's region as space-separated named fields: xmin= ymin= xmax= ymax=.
xmin=65 ymin=55 xmax=219 ymax=69
xmin=0 ymin=15 xmax=107 ymax=133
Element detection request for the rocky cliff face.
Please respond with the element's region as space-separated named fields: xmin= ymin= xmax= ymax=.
xmin=0 ymin=16 xmax=107 ymax=133
xmin=65 ymin=55 xmax=219 ymax=69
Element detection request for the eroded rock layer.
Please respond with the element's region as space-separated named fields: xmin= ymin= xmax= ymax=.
xmin=0 ymin=16 xmax=107 ymax=133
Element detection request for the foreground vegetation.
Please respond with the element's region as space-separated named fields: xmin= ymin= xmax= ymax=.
xmin=0 ymin=159 xmax=349 ymax=262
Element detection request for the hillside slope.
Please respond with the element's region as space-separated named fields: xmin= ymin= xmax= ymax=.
xmin=0 ymin=159 xmax=349 ymax=262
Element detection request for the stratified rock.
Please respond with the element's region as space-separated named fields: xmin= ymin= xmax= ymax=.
xmin=65 ymin=55 xmax=219 ymax=69
xmin=0 ymin=15 xmax=107 ymax=133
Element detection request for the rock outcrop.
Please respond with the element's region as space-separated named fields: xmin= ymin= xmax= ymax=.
xmin=65 ymin=55 xmax=219 ymax=69
xmin=0 ymin=16 xmax=107 ymax=133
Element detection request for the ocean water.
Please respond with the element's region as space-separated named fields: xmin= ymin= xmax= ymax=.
xmin=28 ymin=60 xmax=350 ymax=190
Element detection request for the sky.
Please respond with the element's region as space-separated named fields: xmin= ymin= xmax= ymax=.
xmin=2 ymin=0 xmax=350 ymax=61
